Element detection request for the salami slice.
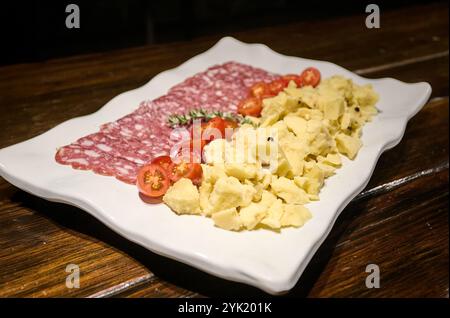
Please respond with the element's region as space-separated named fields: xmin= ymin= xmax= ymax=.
xmin=55 ymin=145 xmax=139 ymax=184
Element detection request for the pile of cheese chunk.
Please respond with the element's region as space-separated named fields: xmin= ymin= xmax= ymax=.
xmin=163 ymin=75 xmax=379 ymax=231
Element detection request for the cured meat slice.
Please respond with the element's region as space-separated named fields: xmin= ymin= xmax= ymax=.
xmin=74 ymin=133 xmax=153 ymax=165
xmin=55 ymin=145 xmax=139 ymax=184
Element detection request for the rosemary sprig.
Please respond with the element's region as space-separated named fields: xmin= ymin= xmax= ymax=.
xmin=167 ymin=109 xmax=257 ymax=128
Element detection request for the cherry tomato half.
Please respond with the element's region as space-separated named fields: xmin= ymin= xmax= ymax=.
xmin=282 ymin=74 xmax=303 ymax=87
xmin=175 ymin=139 xmax=205 ymax=164
xmin=168 ymin=160 xmax=203 ymax=184
xmin=223 ymin=119 xmax=238 ymax=129
xmin=139 ymin=192 xmax=163 ymax=204
xmin=299 ymin=67 xmax=321 ymax=87
xmin=268 ymin=79 xmax=287 ymax=95
xmin=137 ymin=164 xmax=170 ymax=198
xmin=249 ymin=82 xmax=270 ymax=99
xmin=223 ymin=119 xmax=238 ymax=140
xmin=237 ymin=97 xmax=263 ymax=117
xmin=202 ymin=117 xmax=225 ymax=142
xmin=151 ymin=155 xmax=172 ymax=171
xmin=260 ymin=94 xmax=276 ymax=100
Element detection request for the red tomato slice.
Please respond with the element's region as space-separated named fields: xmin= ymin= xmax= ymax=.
xmin=139 ymin=192 xmax=163 ymax=204
xmin=151 ymin=155 xmax=172 ymax=171
xmin=299 ymin=67 xmax=321 ymax=87
xmin=249 ymin=82 xmax=270 ymax=99
xmin=260 ymin=94 xmax=276 ymax=100
xmin=168 ymin=160 xmax=203 ymax=184
xmin=222 ymin=119 xmax=238 ymax=140
xmin=202 ymin=117 xmax=225 ymax=141
xmin=223 ymin=119 xmax=238 ymax=129
xmin=223 ymin=119 xmax=238 ymax=140
xmin=137 ymin=164 xmax=170 ymax=198
xmin=268 ymin=79 xmax=287 ymax=95
xmin=282 ymin=74 xmax=303 ymax=87
xmin=237 ymin=97 xmax=263 ymax=117
xmin=175 ymin=139 xmax=205 ymax=163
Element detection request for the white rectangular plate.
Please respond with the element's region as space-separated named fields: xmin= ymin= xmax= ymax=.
xmin=0 ymin=37 xmax=431 ymax=294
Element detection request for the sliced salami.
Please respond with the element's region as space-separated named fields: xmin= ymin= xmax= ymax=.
xmin=55 ymin=145 xmax=139 ymax=184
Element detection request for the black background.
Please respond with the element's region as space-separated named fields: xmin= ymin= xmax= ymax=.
xmin=0 ymin=0 xmax=444 ymax=65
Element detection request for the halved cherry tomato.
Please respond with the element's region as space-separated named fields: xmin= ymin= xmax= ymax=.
xmin=175 ymin=139 xmax=205 ymax=163
xmin=299 ymin=67 xmax=321 ymax=87
xmin=260 ymin=94 xmax=276 ymax=100
xmin=237 ymin=97 xmax=263 ymax=117
xmin=223 ymin=119 xmax=238 ymax=140
xmin=223 ymin=119 xmax=238 ymax=129
xmin=190 ymin=117 xmax=225 ymax=143
xmin=168 ymin=159 xmax=203 ymax=184
xmin=202 ymin=117 xmax=225 ymax=141
xmin=249 ymin=82 xmax=270 ymax=99
xmin=268 ymin=79 xmax=287 ymax=95
xmin=151 ymin=155 xmax=172 ymax=171
xmin=139 ymin=192 xmax=163 ymax=204
xmin=282 ymin=74 xmax=303 ymax=87
xmin=137 ymin=164 xmax=170 ymax=198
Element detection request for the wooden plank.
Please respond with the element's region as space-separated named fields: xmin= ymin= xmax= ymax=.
xmin=110 ymin=278 xmax=199 ymax=298
xmin=306 ymin=168 xmax=449 ymax=297
xmin=0 ymin=186 xmax=151 ymax=297
xmin=363 ymin=55 xmax=448 ymax=97
xmin=366 ymin=97 xmax=448 ymax=191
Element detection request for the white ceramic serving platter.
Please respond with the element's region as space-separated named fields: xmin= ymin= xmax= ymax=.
xmin=0 ymin=37 xmax=431 ymax=294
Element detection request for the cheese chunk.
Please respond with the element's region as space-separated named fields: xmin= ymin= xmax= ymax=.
xmin=259 ymin=190 xmax=278 ymax=207
xmin=279 ymin=133 xmax=307 ymax=176
xmin=199 ymin=181 xmax=213 ymax=216
xmin=335 ymin=133 xmax=362 ymax=159
xmin=294 ymin=176 xmax=321 ymax=195
xmin=258 ymin=173 xmax=272 ymax=189
xmin=212 ymin=208 xmax=242 ymax=231
xmin=304 ymin=164 xmax=325 ymax=186
xmin=261 ymin=92 xmax=297 ymax=127
xmin=224 ymin=163 xmax=259 ymax=180
xmin=284 ymin=115 xmax=308 ymax=137
xmin=317 ymin=92 xmax=345 ymax=120
xmin=239 ymin=202 xmax=268 ymax=230
xmin=163 ymin=178 xmax=201 ymax=215
xmin=295 ymin=107 xmax=324 ymax=121
xmin=209 ymin=176 xmax=256 ymax=213
xmin=352 ymin=83 xmax=379 ymax=108
xmin=261 ymin=199 xmax=284 ymax=229
xmin=305 ymin=119 xmax=336 ymax=155
xmin=319 ymin=75 xmax=353 ymax=99
xmin=270 ymin=177 xmax=309 ymax=204
xmin=294 ymin=86 xmax=318 ymax=108
xmin=318 ymin=153 xmax=342 ymax=167
xmin=340 ymin=112 xmax=352 ymax=130
xmin=203 ymin=138 xmax=227 ymax=164
xmin=201 ymin=164 xmax=227 ymax=184
xmin=281 ymin=204 xmax=312 ymax=227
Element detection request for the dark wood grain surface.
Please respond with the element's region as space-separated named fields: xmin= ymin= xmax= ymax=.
xmin=0 ymin=2 xmax=448 ymax=298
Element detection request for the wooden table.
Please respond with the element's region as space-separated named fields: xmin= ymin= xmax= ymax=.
xmin=0 ymin=2 xmax=448 ymax=298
